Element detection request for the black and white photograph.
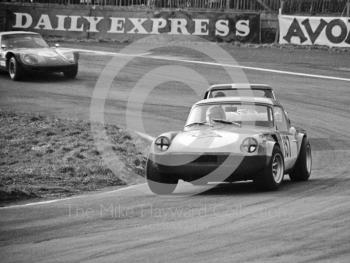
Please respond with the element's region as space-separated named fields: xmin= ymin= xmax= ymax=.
xmin=0 ymin=0 xmax=349 ymax=262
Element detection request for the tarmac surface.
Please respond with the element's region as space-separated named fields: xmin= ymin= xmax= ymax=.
xmin=0 ymin=42 xmax=349 ymax=262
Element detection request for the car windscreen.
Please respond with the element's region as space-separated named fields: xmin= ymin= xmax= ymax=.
xmin=208 ymin=89 xmax=273 ymax=99
xmin=2 ymin=34 xmax=49 ymax=49
xmin=185 ymin=103 xmax=274 ymax=128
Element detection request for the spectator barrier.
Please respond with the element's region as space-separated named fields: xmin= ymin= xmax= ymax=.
xmin=279 ymin=15 xmax=350 ymax=47
xmin=1 ymin=1 xmax=349 ymax=45
xmin=1 ymin=3 xmax=261 ymax=42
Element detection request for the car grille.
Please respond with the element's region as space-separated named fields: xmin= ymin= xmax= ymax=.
xmin=191 ymin=154 xmax=230 ymax=164
xmin=194 ymin=155 xmax=218 ymax=163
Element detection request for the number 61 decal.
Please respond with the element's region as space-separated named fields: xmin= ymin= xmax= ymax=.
xmin=282 ymin=135 xmax=291 ymax=158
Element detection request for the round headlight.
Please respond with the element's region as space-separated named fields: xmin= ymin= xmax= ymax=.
xmin=155 ymin=136 xmax=171 ymax=152
xmin=64 ymin=52 xmax=75 ymax=62
xmin=21 ymin=54 xmax=38 ymax=65
xmin=241 ymin=137 xmax=258 ymax=153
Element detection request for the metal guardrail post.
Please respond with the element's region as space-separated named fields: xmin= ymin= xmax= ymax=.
xmin=275 ymin=0 xmax=284 ymax=43
xmin=279 ymin=0 xmax=284 ymax=15
xmin=226 ymin=0 xmax=230 ymax=10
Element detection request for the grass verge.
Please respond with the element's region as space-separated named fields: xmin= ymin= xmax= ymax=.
xmin=0 ymin=110 xmax=147 ymax=205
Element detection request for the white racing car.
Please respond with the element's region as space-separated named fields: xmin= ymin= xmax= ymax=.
xmin=146 ymin=96 xmax=312 ymax=194
xmin=0 ymin=31 xmax=79 ymax=80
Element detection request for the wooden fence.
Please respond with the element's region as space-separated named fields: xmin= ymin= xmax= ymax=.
xmin=282 ymin=0 xmax=349 ymax=15
xmin=1 ymin=0 xmax=349 ymax=14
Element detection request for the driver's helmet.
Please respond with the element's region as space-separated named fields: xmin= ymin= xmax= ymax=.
xmin=214 ymin=91 xmax=226 ymax=98
xmin=206 ymin=105 xmax=225 ymax=123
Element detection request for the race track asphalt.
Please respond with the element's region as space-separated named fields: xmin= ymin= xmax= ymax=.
xmin=0 ymin=42 xmax=350 ymax=262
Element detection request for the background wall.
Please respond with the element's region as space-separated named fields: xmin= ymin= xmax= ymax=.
xmin=1 ymin=3 xmax=262 ymax=42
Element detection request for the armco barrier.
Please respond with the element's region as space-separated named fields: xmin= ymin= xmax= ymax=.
xmin=1 ymin=3 xmax=261 ymax=43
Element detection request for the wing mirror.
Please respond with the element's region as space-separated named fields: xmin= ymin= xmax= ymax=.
xmin=289 ymin=126 xmax=297 ymax=136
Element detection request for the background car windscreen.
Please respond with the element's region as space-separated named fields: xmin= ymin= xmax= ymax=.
xmin=2 ymin=34 xmax=49 ymax=49
xmin=209 ymin=89 xmax=273 ymax=99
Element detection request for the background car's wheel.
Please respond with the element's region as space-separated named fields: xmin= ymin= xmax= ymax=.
xmin=8 ymin=56 xmax=23 ymax=81
xmin=254 ymin=145 xmax=284 ymax=191
xmin=146 ymin=159 xmax=178 ymax=195
xmin=63 ymin=65 xmax=78 ymax=79
xmin=289 ymin=137 xmax=312 ymax=181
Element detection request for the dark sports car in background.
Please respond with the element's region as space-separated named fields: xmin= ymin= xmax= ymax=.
xmin=0 ymin=31 xmax=79 ymax=80
xmin=146 ymin=96 xmax=312 ymax=194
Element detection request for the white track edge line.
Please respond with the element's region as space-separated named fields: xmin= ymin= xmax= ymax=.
xmin=135 ymin=131 xmax=156 ymax=141
xmin=144 ymin=55 xmax=350 ymax=83
xmin=0 ymin=183 xmax=147 ymax=209
xmin=70 ymin=48 xmax=350 ymax=82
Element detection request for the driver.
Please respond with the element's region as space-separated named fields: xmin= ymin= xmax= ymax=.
xmin=206 ymin=105 xmax=226 ymax=124
xmin=214 ymin=91 xmax=226 ymax=98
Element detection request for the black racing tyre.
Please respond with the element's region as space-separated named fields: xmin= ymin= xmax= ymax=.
xmin=63 ymin=64 xmax=78 ymax=79
xmin=8 ymin=56 xmax=24 ymax=81
xmin=289 ymin=137 xmax=312 ymax=182
xmin=254 ymin=145 xmax=284 ymax=191
xmin=146 ymin=159 xmax=178 ymax=195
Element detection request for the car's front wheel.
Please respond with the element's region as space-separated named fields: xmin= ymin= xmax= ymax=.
xmin=289 ymin=137 xmax=311 ymax=181
xmin=8 ymin=56 xmax=24 ymax=81
xmin=254 ymin=145 xmax=284 ymax=190
xmin=63 ymin=65 xmax=78 ymax=79
xmin=146 ymin=160 xmax=178 ymax=195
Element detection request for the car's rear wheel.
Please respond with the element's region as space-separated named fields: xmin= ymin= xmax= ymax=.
xmin=63 ymin=65 xmax=78 ymax=79
xmin=146 ymin=159 xmax=178 ymax=195
xmin=8 ymin=56 xmax=23 ymax=81
xmin=289 ymin=137 xmax=312 ymax=181
xmin=254 ymin=145 xmax=284 ymax=190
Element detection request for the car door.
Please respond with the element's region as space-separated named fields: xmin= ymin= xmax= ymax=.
xmin=274 ymin=106 xmax=298 ymax=170
xmin=0 ymin=35 xmax=6 ymax=70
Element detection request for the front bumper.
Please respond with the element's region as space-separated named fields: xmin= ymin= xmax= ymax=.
xmin=148 ymin=153 xmax=270 ymax=182
xmin=20 ymin=63 xmax=77 ymax=73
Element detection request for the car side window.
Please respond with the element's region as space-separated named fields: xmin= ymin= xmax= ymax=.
xmin=0 ymin=36 xmax=4 ymax=66
xmin=274 ymin=107 xmax=289 ymax=132
xmin=0 ymin=36 xmax=3 ymax=50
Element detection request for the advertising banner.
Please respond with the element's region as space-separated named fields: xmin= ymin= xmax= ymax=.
xmin=2 ymin=4 xmax=261 ymax=43
xmin=279 ymin=15 xmax=350 ymax=47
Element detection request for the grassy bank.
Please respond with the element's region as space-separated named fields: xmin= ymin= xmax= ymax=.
xmin=0 ymin=110 xmax=146 ymax=205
